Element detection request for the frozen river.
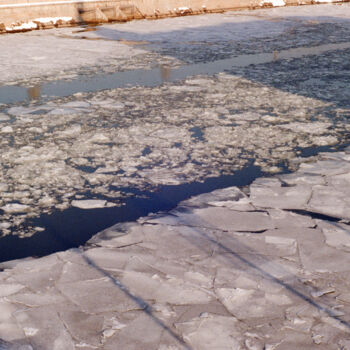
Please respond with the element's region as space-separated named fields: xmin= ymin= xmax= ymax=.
xmin=0 ymin=3 xmax=349 ymax=260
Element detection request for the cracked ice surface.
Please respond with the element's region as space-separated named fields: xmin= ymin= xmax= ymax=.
xmin=0 ymin=152 xmax=350 ymax=349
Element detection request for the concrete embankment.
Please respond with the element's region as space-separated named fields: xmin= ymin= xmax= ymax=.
xmin=0 ymin=0 xmax=348 ymax=33
xmin=0 ymin=150 xmax=349 ymax=349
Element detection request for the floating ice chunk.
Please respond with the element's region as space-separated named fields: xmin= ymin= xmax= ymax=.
xmin=48 ymin=108 xmax=80 ymax=115
xmin=61 ymin=101 xmax=90 ymax=109
xmin=58 ymin=125 xmax=82 ymax=137
xmin=27 ymin=127 xmax=43 ymax=133
xmin=7 ymin=107 xmax=33 ymax=116
xmin=90 ymin=99 xmax=125 ymax=110
xmin=235 ymin=112 xmax=261 ymax=121
xmin=96 ymin=167 xmax=120 ymax=174
xmin=313 ymin=136 xmax=338 ymax=146
xmin=0 ymin=183 xmax=8 ymax=192
xmin=186 ymin=78 xmax=211 ymax=85
xmin=38 ymin=196 xmax=55 ymax=207
xmin=89 ymin=133 xmax=110 ymax=144
xmin=262 ymin=115 xmax=281 ymax=123
xmin=0 ymin=222 xmax=11 ymax=229
xmin=71 ymin=200 xmax=108 ymax=209
xmin=280 ymin=122 xmax=331 ymax=135
xmin=170 ymin=85 xmax=202 ymax=92
xmin=1 ymin=203 xmax=29 ymax=213
xmin=1 ymin=126 xmax=13 ymax=133
xmin=0 ymin=114 xmax=10 ymax=122
xmin=103 ymin=102 xmax=125 ymax=110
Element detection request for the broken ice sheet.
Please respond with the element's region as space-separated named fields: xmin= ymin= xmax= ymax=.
xmin=0 ymin=67 xmax=349 ymax=238
xmin=71 ymin=200 xmax=116 ymax=209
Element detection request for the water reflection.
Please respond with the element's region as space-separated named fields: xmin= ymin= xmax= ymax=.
xmin=273 ymin=50 xmax=278 ymax=61
xmin=27 ymin=85 xmax=41 ymax=100
xmin=160 ymin=65 xmax=171 ymax=82
xmin=1 ymin=41 xmax=350 ymax=105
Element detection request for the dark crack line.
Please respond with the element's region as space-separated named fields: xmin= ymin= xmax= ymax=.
xmin=288 ymin=209 xmax=345 ymax=223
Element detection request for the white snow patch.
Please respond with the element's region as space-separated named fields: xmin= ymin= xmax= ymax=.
xmin=5 ymin=17 xmax=72 ymax=32
xmin=174 ymin=6 xmax=192 ymax=13
xmin=260 ymin=0 xmax=286 ymax=6
xmin=33 ymin=17 xmax=73 ymax=24
xmin=6 ymin=21 xmax=37 ymax=31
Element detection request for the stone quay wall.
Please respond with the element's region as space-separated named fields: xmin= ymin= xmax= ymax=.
xmin=0 ymin=0 xmax=348 ymax=32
